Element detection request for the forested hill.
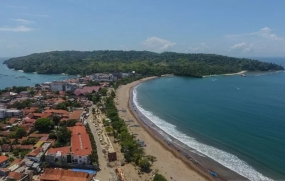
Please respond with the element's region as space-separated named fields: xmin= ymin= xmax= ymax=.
xmin=3 ymin=50 xmax=284 ymax=77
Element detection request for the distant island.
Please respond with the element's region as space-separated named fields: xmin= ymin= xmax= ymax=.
xmin=3 ymin=50 xmax=284 ymax=77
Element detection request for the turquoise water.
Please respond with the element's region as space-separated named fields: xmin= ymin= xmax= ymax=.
xmin=0 ymin=58 xmax=75 ymax=89
xmin=135 ymin=58 xmax=285 ymax=180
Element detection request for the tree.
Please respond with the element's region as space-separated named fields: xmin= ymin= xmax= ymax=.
xmin=15 ymin=128 xmax=26 ymax=139
xmin=139 ymin=158 xmax=151 ymax=172
xmin=57 ymin=127 xmax=72 ymax=144
xmin=153 ymin=173 xmax=167 ymax=181
xmin=99 ymin=88 xmax=108 ymax=96
xmin=52 ymin=116 xmax=61 ymax=125
xmin=35 ymin=118 xmax=54 ymax=133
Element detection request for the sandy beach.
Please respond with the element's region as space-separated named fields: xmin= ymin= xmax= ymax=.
xmin=203 ymin=71 xmax=247 ymax=77
xmin=115 ymin=76 xmax=248 ymax=181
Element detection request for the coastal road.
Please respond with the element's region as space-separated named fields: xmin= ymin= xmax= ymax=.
xmin=87 ymin=105 xmax=117 ymax=181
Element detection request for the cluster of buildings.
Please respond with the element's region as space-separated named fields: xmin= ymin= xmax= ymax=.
xmin=0 ymin=72 xmax=134 ymax=181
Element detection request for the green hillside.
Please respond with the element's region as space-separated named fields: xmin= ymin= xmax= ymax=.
xmin=3 ymin=50 xmax=284 ymax=77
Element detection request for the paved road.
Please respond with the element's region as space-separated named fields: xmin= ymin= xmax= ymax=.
xmin=87 ymin=105 xmax=117 ymax=181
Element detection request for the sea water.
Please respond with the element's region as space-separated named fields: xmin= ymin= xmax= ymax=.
xmin=0 ymin=58 xmax=75 ymax=89
xmin=134 ymin=58 xmax=285 ymax=180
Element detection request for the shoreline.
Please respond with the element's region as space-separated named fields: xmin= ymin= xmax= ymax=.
xmin=202 ymin=71 xmax=247 ymax=78
xmin=115 ymin=77 xmax=247 ymax=181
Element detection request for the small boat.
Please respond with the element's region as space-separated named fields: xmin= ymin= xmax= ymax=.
xmin=241 ymin=74 xmax=246 ymax=77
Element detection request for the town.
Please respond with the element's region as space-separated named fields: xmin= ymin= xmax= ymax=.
xmin=0 ymin=72 xmax=165 ymax=181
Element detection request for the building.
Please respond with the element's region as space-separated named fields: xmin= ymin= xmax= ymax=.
xmin=73 ymin=86 xmax=101 ymax=96
xmin=89 ymin=73 xmax=117 ymax=82
xmin=25 ymin=142 xmax=51 ymax=163
xmin=70 ymin=125 xmax=92 ymax=165
xmin=45 ymin=146 xmax=72 ymax=164
xmin=0 ymin=155 xmax=9 ymax=168
xmin=0 ymin=109 xmax=23 ymax=119
xmin=50 ymin=82 xmax=78 ymax=92
xmin=69 ymin=109 xmax=83 ymax=121
xmin=111 ymin=72 xmax=130 ymax=79
xmin=40 ymin=168 xmax=93 ymax=181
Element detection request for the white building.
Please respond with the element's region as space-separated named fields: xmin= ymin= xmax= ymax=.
xmin=90 ymin=73 xmax=117 ymax=82
xmin=50 ymin=82 xmax=78 ymax=92
xmin=0 ymin=109 xmax=23 ymax=119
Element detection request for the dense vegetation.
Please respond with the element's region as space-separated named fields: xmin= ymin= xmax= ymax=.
xmin=104 ymin=92 xmax=154 ymax=173
xmin=4 ymin=50 xmax=283 ymax=77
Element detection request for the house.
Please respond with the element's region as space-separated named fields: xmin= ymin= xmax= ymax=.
xmin=69 ymin=109 xmax=83 ymax=121
xmin=8 ymin=117 xmax=19 ymax=124
xmin=7 ymin=172 xmax=25 ymax=181
xmin=40 ymin=168 xmax=93 ymax=181
xmin=23 ymin=107 xmax=38 ymax=115
xmin=25 ymin=142 xmax=51 ymax=163
xmin=70 ymin=125 xmax=92 ymax=165
xmin=0 ymin=155 xmax=9 ymax=168
xmin=45 ymin=146 xmax=72 ymax=164
xmin=20 ymin=91 xmax=29 ymax=97
xmin=0 ymin=144 xmax=12 ymax=152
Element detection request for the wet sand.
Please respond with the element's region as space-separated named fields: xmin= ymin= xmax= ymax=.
xmin=115 ymin=76 xmax=247 ymax=181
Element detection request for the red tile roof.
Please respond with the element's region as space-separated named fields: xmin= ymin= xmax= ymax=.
xmin=8 ymin=172 xmax=24 ymax=180
xmin=47 ymin=146 xmax=71 ymax=155
xmin=70 ymin=125 xmax=92 ymax=156
xmin=13 ymin=145 xmax=33 ymax=150
xmin=40 ymin=168 xmax=90 ymax=181
xmin=0 ymin=155 xmax=8 ymax=163
xmin=23 ymin=107 xmax=38 ymax=115
xmin=74 ymin=86 xmax=101 ymax=96
xmin=27 ymin=147 xmax=43 ymax=157
xmin=29 ymin=133 xmax=49 ymax=138
xmin=69 ymin=110 xmax=83 ymax=120
xmin=44 ymin=109 xmax=69 ymax=115
xmin=8 ymin=117 xmax=19 ymax=124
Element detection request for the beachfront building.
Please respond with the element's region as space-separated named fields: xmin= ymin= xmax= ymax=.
xmin=89 ymin=73 xmax=117 ymax=82
xmin=70 ymin=124 xmax=92 ymax=165
xmin=46 ymin=124 xmax=92 ymax=166
xmin=0 ymin=109 xmax=23 ymax=119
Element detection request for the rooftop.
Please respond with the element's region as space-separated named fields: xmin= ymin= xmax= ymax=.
xmin=0 ymin=155 xmax=8 ymax=163
xmin=69 ymin=109 xmax=83 ymax=120
xmin=40 ymin=168 xmax=92 ymax=181
xmin=70 ymin=125 xmax=92 ymax=156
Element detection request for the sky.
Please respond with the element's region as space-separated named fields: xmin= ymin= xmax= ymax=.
xmin=1 ymin=0 xmax=285 ymax=57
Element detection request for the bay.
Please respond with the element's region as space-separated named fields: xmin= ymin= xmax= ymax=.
xmin=0 ymin=58 xmax=75 ymax=89
xmin=135 ymin=58 xmax=285 ymax=180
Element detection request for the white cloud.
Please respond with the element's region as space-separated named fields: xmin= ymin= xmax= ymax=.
xmin=226 ymin=27 xmax=283 ymax=41
xmin=230 ymin=42 xmax=247 ymax=50
xmin=0 ymin=25 xmax=35 ymax=32
xmin=142 ymin=36 xmax=176 ymax=51
xmin=10 ymin=19 xmax=34 ymax=25
xmin=230 ymin=42 xmax=253 ymax=53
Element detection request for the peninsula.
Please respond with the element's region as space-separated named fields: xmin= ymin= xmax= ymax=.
xmin=3 ymin=50 xmax=284 ymax=77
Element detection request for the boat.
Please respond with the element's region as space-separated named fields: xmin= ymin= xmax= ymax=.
xmin=241 ymin=74 xmax=246 ymax=77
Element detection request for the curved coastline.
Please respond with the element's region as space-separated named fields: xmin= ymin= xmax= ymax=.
xmin=125 ymin=76 xmax=273 ymax=181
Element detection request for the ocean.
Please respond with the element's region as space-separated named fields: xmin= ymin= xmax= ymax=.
xmin=0 ymin=58 xmax=75 ymax=89
xmin=134 ymin=58 xmax=285 ymax=180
